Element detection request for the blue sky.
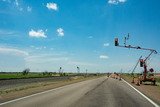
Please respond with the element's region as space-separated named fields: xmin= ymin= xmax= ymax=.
xmin=0 ymin=0 xmax=160 ymax=73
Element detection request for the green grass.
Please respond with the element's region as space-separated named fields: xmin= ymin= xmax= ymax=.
xmin=156 ymin=77 xmax=160 ymax=83
xmin=0 ymin=73 xmax=37 ymax=79
xmin=0 ymin=72 xmax=56 ymax=79
xmin=0 ymin=72 xmax=106 ymax=80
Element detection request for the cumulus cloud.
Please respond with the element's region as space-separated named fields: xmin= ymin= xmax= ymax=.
xmin=57 ymin=28 xmax=64 ymax=37
xmin=14 ymin=0 xmax=24 ymax=11
xmin=29 ymin=29 xmax=47 ymax=38
xmin=88 ymin=36 xmax=93 ymax=39
xmin=46 ymin=3 xmax=58 ymax=11
xmin=0 ymin=47 xmax=29 ymax=56
xmin=14 ymin=0 xmax=19 ymax=6
xmin=118 ymin=0 xmax=126 ymax=3
xmin=2 ymin=0 xmax=32 ymax=12
xmin=27 ymin=6 xmax=32 ymax=12
xmin=104 ymin=43 xmax=110 ymax=47
xmin=0 ymin=29 xmax=16 ymax=35
xmin=25 ymin=54 xmax=68 ymax=63
xmin=99 ymin=55 xmax=109 ymax=59
xmin=2 ymin=0 xmax=11 ymax=3
xmin=68 ymin=61 xmax=96 ymax=66
xmin=108 ymin=0 xmax=126 ymax=5
xmin=34 ymin=46 xmax=47 ymax=50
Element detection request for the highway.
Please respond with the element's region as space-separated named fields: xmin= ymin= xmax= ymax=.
xmin=0 ymin=77 xmax=157 ymax=107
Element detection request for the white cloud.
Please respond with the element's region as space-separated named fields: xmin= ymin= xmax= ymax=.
xmin=50 ymin=48 xmax=54 ymax=50
xmin=27 ymin=6 xmax=32 ymax=12
xmin=103 ymin=43 xmax=110 ymax=47
xmin=108 ymin=0 xmax=126 ymax=5
xmin=14 ymin=0 xmax=19 ymax=6
xmin=13 ymin=0 xmax=24 ymax=11
xmin=25 ymin=54 xmax=68 ymax=63
xmin=57 ymin=28 xmax=64 ymax=37
xmin=0 ymin=29 xmax=15 ymax=35
xmin=99 ymin=55 xmax=109 ymax=59
xmin=68 ymin=61 xmax=96 ymax=66
xmin=33 ymin=46 xmax=46 ymax=50
xmin=118 ymin=0 xmax=126 ymax=3
xmin=46 ymin=3 xmax=58 ymax=11
xmin=0 ymin=47 xmax=29 ymax=56
xmin=35 ymin=47 xmax=41 ymax=50
xmin=88 ymin=36 xmax=93 ymax=39
xmin=2 ymin=0 xmax=11 ymax=3
xmin=108 ymin=0 xmax=118 ymax=4
xmin=29 ymin=29 xmax=47 ymax=38
xmin=30 ymin=45 xmax=35 ymax=48
xmin=19 ymin=7 xmax=23 ymax=11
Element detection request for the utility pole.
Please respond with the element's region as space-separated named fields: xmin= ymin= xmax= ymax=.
xmin=77 ymin=66 xmax=80 ymax=74
xmin=59 ymin=67 xmax=62 ymax=74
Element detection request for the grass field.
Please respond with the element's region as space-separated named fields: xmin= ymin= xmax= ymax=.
xmin=0 ymin=72 xmax=103 ymax=80
xmin=0 ymin=72 xmax=45 ymax=79
xmin=0 ymin=72 xmax=64 ymax=79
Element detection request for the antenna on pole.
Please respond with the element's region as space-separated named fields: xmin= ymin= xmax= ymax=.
xmin=124 ymin=33 xmax=130 ymax=46
xmin=77 ymin=66 xmax=80 ymax=74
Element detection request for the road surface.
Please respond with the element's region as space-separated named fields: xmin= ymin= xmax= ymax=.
xmin=0 ymin=77 xmax=157 ymax=107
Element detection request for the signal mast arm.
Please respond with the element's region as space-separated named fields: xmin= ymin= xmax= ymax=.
xmin=114 ymin=36 xmax=157 ymax=60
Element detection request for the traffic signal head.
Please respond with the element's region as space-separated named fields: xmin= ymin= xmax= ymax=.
xmin=115 ymin=38 xmax=119 ymax=46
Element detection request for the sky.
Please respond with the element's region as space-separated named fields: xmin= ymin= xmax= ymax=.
xmin=0 ymin=0 xmax=160 ymax=73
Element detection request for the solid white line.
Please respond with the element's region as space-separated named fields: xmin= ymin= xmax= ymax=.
xmin=122 ymin=79 xmax=159 ymax=107
xmin=0 ymin=85 xmax=64 ymax=106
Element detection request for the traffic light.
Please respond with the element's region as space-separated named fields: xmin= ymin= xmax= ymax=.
xmin=115 ymin=38 xmax=119 ymax=46
xmin=140 ymin=59 xmax=144 ymax=67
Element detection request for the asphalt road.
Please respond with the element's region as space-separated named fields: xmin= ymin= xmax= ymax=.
xmin=0 ymin=77 xmax=156 ymax=107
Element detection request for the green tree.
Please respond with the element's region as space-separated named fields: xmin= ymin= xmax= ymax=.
xmin=22 ymin=68 xmax=30 ymax=75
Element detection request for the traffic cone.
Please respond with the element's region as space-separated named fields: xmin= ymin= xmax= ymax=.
xmin=136 ymin=77 xmax=140 ymax=86
xmin=131 ymin=77 xmax=135 ymax=83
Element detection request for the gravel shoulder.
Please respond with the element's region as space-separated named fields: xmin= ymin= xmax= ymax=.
xmin=122 ymin=75 xmax=160 ymax=105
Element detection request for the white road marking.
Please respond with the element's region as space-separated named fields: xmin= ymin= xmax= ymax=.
xmin=122 ymin=79 xmax=159 ymax=107
xmin=0 ymin=85 xmax=64 ymax=106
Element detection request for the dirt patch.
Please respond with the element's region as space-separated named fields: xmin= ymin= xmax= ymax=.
xmin=122 ymin=75 xmax=160 ymax=105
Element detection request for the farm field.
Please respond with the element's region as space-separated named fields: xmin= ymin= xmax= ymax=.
xmin=0 ymin=72 xmax=80 ymax=80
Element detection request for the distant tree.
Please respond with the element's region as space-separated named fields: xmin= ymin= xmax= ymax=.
xmin=43 ymin=71 xmax=52 ymax=76
xmin=53 ymin=72 xmax=57 ymax=75
xmin=60 ymin=72 xmax=66 ymax=76
xmin=22 ymin=68 xmax=30 ymax=75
